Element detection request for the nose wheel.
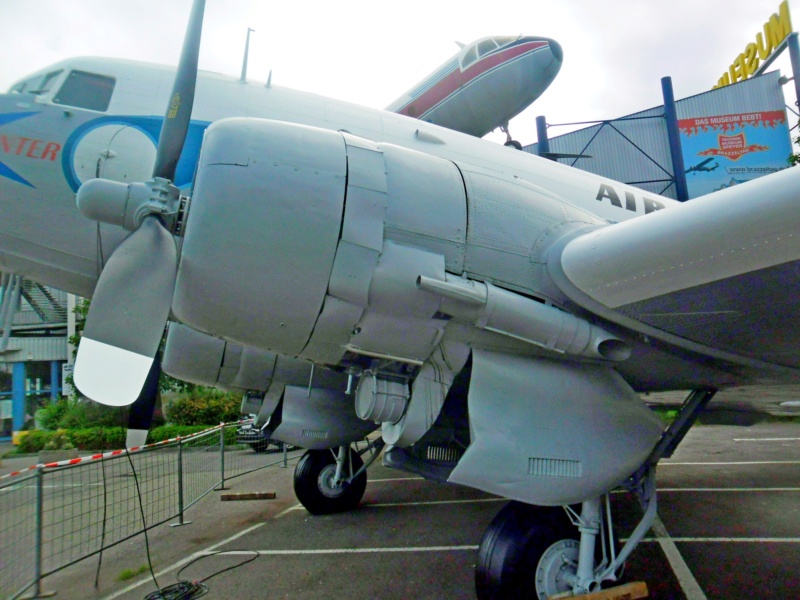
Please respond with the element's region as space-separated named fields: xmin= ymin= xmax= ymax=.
xmin=293 ymin=446 xmax=368 ymax=514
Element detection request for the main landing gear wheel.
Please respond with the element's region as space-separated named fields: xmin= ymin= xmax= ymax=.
xmin=475 ymin=502 xmax=580 ymax=600
xmin=293 ymin=447 xmax=367 ymax=515
xmin=250 ymin=439 xmax=271 ymax=453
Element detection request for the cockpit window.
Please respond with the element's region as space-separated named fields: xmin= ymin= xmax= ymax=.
xmin=10 ymin=70 xmax=63 ymax=94
xmin=461 ymin=46 xmax=478 ymax=69
xmin=53 ymin=70 xmax=115 ymax=112
xmin=492 ymin=36 xmax=516 ymax=48
xmin=477 ymin=39 xmax=498 ymax=57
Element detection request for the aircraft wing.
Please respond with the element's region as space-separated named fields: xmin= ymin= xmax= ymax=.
xmin=549 ymin=166 xmax=800 ymax=372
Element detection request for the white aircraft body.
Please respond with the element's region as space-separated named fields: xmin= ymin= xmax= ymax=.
xmin=385 ymin=35 xmax=562 ymax=139
xmin=1 ymin=2 xmax=799 ymax=597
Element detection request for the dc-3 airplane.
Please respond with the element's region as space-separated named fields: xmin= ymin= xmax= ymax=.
xmin=2 ymin=1 xmax=800 ymax=597
xmin=385 ymin=34 xmax=562 ymax=143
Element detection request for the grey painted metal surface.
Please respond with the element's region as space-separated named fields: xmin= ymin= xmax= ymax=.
xmin=448 ymin=350 xmax=664 ymax=506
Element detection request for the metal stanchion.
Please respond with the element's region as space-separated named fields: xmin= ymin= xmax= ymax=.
xmin=282 ymin=443 xmax=288 ymax=468
xmin=217 ymin=422 xmax=228 ymax=490
xmin=171 ymin=437 xmax=192 ymax=527
xmin=27 ymin=467 xmax=56 ymax=598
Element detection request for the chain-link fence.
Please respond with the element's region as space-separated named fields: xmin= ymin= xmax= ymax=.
xmin=0 ymin=423 xmax=297 ymax=600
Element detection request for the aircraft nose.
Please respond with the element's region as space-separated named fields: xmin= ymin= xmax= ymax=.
xmin=548 ymin=39 xmax=563 ymax=63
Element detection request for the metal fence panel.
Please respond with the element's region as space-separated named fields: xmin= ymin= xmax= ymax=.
xmin=0 ymin=472 xmax=38 ymax=599
xmin=0 ymin=421 xmax=294 ymax=597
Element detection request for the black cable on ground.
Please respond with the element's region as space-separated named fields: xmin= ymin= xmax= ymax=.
xmin=142 ymin=551 xmax=259 ymax=600
xmin=93 ymin=451 xmax=110 ymax=588
xmin=125 ymin=450 xmax=160 ymax=591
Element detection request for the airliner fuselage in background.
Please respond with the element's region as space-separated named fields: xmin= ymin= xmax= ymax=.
xmin=386 ymin=35 xmax=562 ymax=137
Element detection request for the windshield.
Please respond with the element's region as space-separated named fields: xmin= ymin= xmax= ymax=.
xmin=10 ymin=70 xmax=63 ymax=94
xmin=53 ymin=70 xmax=115 ymax=112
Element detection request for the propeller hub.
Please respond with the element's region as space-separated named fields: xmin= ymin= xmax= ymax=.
xmin=77 ymin=176 xmax=182 ymax=232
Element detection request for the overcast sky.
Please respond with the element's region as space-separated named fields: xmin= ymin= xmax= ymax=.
xmin=0 ymin=0 xmax=797 ymax=146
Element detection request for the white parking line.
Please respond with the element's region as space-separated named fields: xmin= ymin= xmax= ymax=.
xmin=100 ymin=522 xmax=266 ymax=600
xmin=733 ymin=438 xmax=800 ymax=442
xmin=200 ymin=545 xmax=480 ymax=556
xmin=638 ymin=537 xmax=800 ymax=543
xmin=368 ymin=477 xmax=425 ymax=483
xmin=660 ymin=460 xmax=800 ymax=466
xmin=286 ymin=497 xmax=504 ymax=511
xmin=658 ymin=487 xmax=800 ymax=492
xmin=652 ymin=515 xmax=707 ymax=600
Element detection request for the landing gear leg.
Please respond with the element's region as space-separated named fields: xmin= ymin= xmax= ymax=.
xmin=500 ymin=122 xmax=522 ymax=150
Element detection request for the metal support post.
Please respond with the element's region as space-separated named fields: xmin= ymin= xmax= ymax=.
xmin=49 ymin=361 xmax=60 ymax=401
xmin=217 ymin=422 xmax=228 ymax=490
xmin=789 ymin=32 xmax=800 ymax=112
xmin=536 ymin=115 xmax=550 ymax=158
xmin=649 ymin=388 xmax=716 ymax=463
xmin=661 ymin=76 xmax=689 ymax=201
xmin=12 ymin=361 xmax=26 ymax=435
xmin=29 ymin=466 xmax=56 ymax=598
xmin=0 ymin=275 xmax=21 ymax=352
xmin=282 ymin=442 xmax=288 ymax=468
xmin=170 ymin=438 xmax=192 ymax=527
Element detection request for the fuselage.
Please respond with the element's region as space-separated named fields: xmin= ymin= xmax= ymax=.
xmin=0 ymin=57 xmax=676 ymax=300
xmin=385 ymin=35 xmax=563 ymax=137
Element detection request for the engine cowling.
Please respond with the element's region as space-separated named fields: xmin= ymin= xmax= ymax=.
xmin=171 ymin=118 xmax=465 ymax=366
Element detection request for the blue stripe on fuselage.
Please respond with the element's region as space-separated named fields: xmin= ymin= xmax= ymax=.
xmin=61 ymin=115 xmax=210 ymax=192
xmin=0 ymin=111 xmax=39 ymax=188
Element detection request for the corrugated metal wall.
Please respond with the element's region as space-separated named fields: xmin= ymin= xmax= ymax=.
xmin=524 ymin=71 xmax=787 ymax=200
xmin=2 ymin=337 xmax=67 ymax=362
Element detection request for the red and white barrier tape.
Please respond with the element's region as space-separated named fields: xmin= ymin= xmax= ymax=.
xmin=0 ymin=419 xmax=252 ymax=482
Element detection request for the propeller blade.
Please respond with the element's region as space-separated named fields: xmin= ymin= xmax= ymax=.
xmin=152 ymin=0 xmax=206 ymax=182
xmin=126 ymin=356 xmax=161 ymax=449
xmin=74 ymin=217 xmax=177 ymax=406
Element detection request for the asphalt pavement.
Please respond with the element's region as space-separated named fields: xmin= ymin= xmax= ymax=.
xmin=6 ymin=419 xmax=792 ymax=599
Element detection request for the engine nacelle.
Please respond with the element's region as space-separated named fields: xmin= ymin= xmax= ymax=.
xmin=171 ymin=118 xmax=464 ymax=366
xmin=162 ymin=322 xmax=277 ymax=392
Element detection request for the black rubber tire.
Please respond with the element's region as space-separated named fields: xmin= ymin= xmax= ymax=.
xmin=504 ymin=139 xmax=523 ymax=150
xmin=293 ymin=448 xmax=367 ymax=515
xmin=475 ymin=502 xmax=577 ymax=600
xmin=250 ymin=440 xmax=271 ymax=453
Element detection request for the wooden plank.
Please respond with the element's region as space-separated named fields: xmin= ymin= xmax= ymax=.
xmin=220 ymin=492 xmax=276 ymax=501
xmin=551 ymin=581 xmax=648 ymax=600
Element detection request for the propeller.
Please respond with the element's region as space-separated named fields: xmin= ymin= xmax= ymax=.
xmin=73 ymin=0 xmax=206 ymax=407
xmin=126 ymin=357 xmax=162 ymax=449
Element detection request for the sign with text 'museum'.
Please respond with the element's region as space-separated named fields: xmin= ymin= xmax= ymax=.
xmin=679 ymin=110 xmax=793 ymax=198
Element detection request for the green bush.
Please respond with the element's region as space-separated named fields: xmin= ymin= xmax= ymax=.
xmin=147 ymin=424 xmax=235 ymax=446
xmin=43 ymin=431 xmax=74 ymax=450
xmin=148 ymin=424 xmax=210 ymax=442
xmin=68 ymin=427 xmax=127 ymax=450
xmin=36 ymin=397 xmax=165 ymax=430
xmin=14 ymin=424 xmax=234 ymax=454
xmin=17 ymin=430 xmax=55 ymax=453
xmin=37 ymin=399 xmax=71 ymax=430
xmin=58 ymin=399 xmax=130 ymax=429
xmin=165 ymin=389 xmax=241 ymax=426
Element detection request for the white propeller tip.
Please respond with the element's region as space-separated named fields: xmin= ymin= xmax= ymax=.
xmin=74 ymin=338 xmax=154 ymax=406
